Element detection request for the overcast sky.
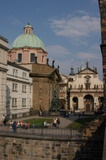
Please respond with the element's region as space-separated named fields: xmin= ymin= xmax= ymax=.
xmin=0 ymin=0 xmax=103 ymax=80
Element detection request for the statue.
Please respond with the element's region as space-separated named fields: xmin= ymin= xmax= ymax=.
xmin=57 ymin=65 xmax=59 ymax=70
xmin=35 ymin=56 xmax=37 ymax=63
xmin=50 ymin=86 xmax=60 ymax=112
xmin=86 ymin=61 xmax=88 ymax=68
xmin=47 ymin=58 xmax=49 ymax=65
xmin=52 ymin=60 xmax=55 ymax=68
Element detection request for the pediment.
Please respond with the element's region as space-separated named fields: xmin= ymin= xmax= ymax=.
xmin=49 ymin=69 xmax=62 ymax=82
xmin=79 ymin=68 xmax=97 ymax=75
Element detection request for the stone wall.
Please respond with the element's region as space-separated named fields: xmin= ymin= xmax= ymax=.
xmin=0 ymin=116 xmax=105 ymax=160
xmin=0 ymin=136 xmax=81 ymax=160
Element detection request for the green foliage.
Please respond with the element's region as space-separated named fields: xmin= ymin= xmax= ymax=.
xmin=24 ymin=118 xmax=53 ymax=125
xmin=67 ymin=117 xmax=96 ymax=129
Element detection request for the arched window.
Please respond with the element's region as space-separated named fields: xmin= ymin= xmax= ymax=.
xmin=18 ymin=53 xmax=22 ymax=62
xmin=30 ymin=53 xmax=35 ymax=62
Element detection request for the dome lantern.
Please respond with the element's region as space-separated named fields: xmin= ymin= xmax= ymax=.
xmin=24 ymin=23 xmax=33 ymax=34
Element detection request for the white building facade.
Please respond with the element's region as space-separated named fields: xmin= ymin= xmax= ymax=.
xmin=6 ymin=61 xmax=32 ymax=118
xmin=0 ymin=36 xmax=8 ymax=116
xmin=68 ymin=63 xmax=103 ymax=112
xmin=59 ymin=74 xmax=68 ymax=109
xmin=59 ymin=63 xmax=103 ymax=112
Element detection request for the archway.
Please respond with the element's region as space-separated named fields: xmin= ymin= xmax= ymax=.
xmin=72 ymin=97 xmax=78 ymax=111
xmin=84 ymin=94 xmax=94 ymax=112
xmin=86 ymin=103 xmax=90 ymax=112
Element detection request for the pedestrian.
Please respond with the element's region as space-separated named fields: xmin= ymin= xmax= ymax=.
xmin=3 ymin=115 xmax=8 ymax=125
xmin=1 ymin=115 xmax=5 ymax=125
xmin=53 ymin=118 xmax=57 ymax=127
xmin=9 ymin=120 xmax=13 ymax=128
xmin=12 ymin=121 xmax=17 ymax=133
xmin=57 ymin=118 xmax=60 ymax=127
xmin=68 ymin=111 xmax=71 ymax=116
xmin=78 ymin=113 xmax=81 ymax=118
xmin=39 ymin=109 xmax=42 ymax=116
xmin=82 ymin=111 xmax=85 ymax=116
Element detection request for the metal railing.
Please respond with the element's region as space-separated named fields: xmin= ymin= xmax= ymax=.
xmin=0 ymin=126 xmax=82 ymax=140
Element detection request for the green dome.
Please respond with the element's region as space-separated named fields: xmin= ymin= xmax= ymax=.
xmin=11 ymin=24 xmax=46 ymax=51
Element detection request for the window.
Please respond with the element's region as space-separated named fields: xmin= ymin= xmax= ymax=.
xmin=94 ymin=84 xmax=98 ymax=89
xmin=18 ymin=53 xmax=22 ymax=62
xmin=12 ymin=98 xmax=17 ymax=107
xmin=30 ymin=53 xmax=35 ymax=62
xmin=60 ymin=87 xmax=64 ymax=92
xmin=13 ymin=69 xmax=18 ymax=76
xmin=79 ymin=84 xmax=83 ymax=89
xmin=12 ymin=83 xmax=18 ymax=91
xmin=70 ymin=85 xmax=72 ymax=89
xmin=22 ymin=85 xmax=26 ymax=92
xmin=81 ymin=85 xmax=83 ymax=89
xmin=22 ymin=72 xmax=27 ymax=78
xmin=30 ymin=85 xmax=31 ymax=93
xmin=85 ymin=83 xmax=90 ymax=90
xmin=22 ymin=98 xmax=26 ymax=107
xmin=42 ymin=55 xmax=44 ymax=63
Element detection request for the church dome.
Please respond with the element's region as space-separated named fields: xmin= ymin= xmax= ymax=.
xmin=11 ymin=23 xmax=46 ymax=51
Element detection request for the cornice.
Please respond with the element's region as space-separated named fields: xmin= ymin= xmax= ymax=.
xmin=0 ymin=44 xmax=9 ymax=51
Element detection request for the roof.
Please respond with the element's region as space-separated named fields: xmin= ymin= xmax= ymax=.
xmin=0 ymin=35 xmax=8 ymax=43
xmin=7 ymin=61 xmax=30 ymax=72
xmin=78 ymin=67 xmax=98 ymax=75
xmin=10 ymin=23 xmax=46 ymax=52
xmin=30 ymin=63 xmax=62 ymax=82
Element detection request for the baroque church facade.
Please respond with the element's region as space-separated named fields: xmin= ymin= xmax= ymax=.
xmin=59 ymin=62 xmax=103 ymax=112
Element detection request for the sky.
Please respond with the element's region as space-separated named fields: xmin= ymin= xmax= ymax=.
xmin=0 ymin=0 xmax=103 ymax=80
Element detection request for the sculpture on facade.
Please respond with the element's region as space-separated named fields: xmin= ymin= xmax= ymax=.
xmin=35 ymin=56 xmax=37 ymax=63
